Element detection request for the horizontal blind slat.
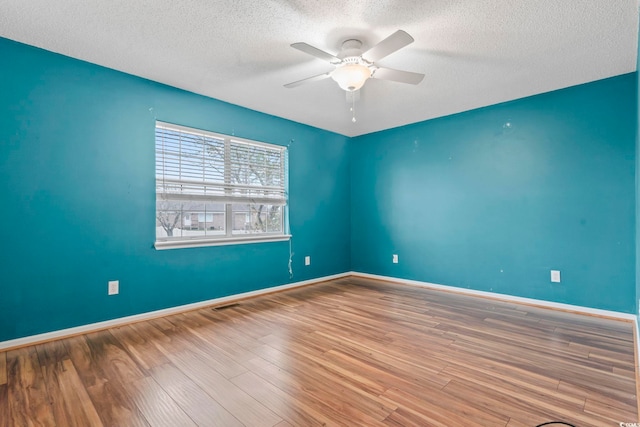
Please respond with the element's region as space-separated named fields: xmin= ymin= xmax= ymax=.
xmin=156 ymin=123 xmax=286 ymax=203
xmin=157 ymin=193 xmax=286 ymax=205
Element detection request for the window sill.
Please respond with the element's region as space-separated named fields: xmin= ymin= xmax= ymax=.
xmin=154 ymin=234 xmax=291 ymax=250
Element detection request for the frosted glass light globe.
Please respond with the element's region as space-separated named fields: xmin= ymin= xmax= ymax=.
xmin=331 ymin=63 xmax=371 ymax=91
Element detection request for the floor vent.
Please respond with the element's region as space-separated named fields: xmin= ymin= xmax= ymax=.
xmin=213 ymin=303 xmax=240 ymax=311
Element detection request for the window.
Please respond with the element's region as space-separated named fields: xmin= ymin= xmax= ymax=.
xmin=155 ymin=122 xmax=288 ymax=249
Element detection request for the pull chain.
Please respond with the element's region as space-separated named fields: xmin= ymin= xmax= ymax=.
xmin=351 ymin=93 xmax=356 ymax=123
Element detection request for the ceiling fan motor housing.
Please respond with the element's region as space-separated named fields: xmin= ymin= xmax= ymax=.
xmin=339 ymin=39 xmax=364 ymax=58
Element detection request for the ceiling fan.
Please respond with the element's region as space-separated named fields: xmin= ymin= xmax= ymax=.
xmin=284 ymin=30 xmax=425 ymax=92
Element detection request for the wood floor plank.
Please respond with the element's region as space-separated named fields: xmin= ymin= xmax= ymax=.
xmin=230 ymin=370 xmax=334 ymax=427
xmin=252 ymin=339 xmax=387 ymax=398
xmin=36 ymin=340 xmax=103 ymax=427
xmin=65 ymin=335 xmax=148 ymax=426
xmin=2 ymin=277 xmax=637 ymax=425
xmin=129 ymin=376 xmax=197 ymax=427
xmin=441 ymin=379 xmax=553 ymax=427
xmin=251 ymin=340 xmax=396 ymax=423
xmin=505 ymin=417 xmax=538 ymax=427
xmin=584 ymin=396 xmax=638 ymax=423
xmin=54 ymin=359 xmax=104 ymax=427
xmin=0 ymin=353 xmax=6 ymax=427
xmin=36 ymin=340 xmax=74 ymax=426
xmin=0 ymin=351 xmax=7 ymax=385
xmin=149 ymin=313 xmax=260 ymax=369
xmin=311 ymin=329 xmax=449 ymax=381
xmin=6 ymin=346 xmax=56 ymax=427
xmin=173 ymin=316 xmax=249 ymax=379
xmin=86 ymin=380 xmax=150 ymax=427
xmin=188 ymin=312 xmax=260 ymax=363
xmin=244 ymin=355 xmax=387 ymax=426
xmin=150 ymin=363 xmax=243 ymax=427
xmin=557 ymin=379 xmax=638 ymax=414
xmin=63 ymin=334 xmax=109 ymax=388
xmin=382 ymin=386 xmax=504 ymax=427
xmin=83 ymin=329 xmax=146 ymax=385
xmin=167 ymin=349 xmax=282 ymax=427
xmin=108 ymin=324 xmax=171 ymax=372
xmin=0 ymin=384 xmax=8 ymax=427
xmin=441 ymin=363 xmax=583 ymax=407
xmin=446 ymin=334 xmax=636 ymax=402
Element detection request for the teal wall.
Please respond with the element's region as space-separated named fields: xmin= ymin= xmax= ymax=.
xmin=0 ymin=38 xmax=351 ymax=341
xmin=351 ymin=74 xmax=637 ymax=313
xmin=1 ymin=35 xmax=638 ymax=342
xmin=636 ymin=14 xmax=640 ymax=317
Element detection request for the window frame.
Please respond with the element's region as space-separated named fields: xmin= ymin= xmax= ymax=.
xmin=154 ymin=121 xmax=290 ymax=250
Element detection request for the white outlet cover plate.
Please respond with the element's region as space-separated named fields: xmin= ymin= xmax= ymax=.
xmin=305 ymin=256 xmax=310 ymax=266
xmin=108 ymin=280 xmax=119 ymax=295
xmin=550 ymin=270 xmax=561 ymax=283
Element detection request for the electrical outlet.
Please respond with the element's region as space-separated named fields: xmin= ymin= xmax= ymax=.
xmin=392 ymin=254 xmax=399 ymax=264
xmin=108 ymin=280 xmax=119 ymax=295
xmin=305 ymin=256 xmax=311 ymax=266
xmin=550 ymin=270 xmax=561 ymax=283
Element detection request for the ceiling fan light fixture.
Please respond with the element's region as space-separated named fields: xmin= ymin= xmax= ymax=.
xmin=331 ymin=63 xmax=371 ymax=92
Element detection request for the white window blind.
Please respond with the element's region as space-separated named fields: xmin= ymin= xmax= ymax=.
xmin=155 ymin=121 xmax=288 ymax=249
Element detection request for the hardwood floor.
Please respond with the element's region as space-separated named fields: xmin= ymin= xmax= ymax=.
xmin=0 ymin=277 xmax=637 ymax=426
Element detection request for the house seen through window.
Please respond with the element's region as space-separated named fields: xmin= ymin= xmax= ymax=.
xmin=155 ymin=122 xmax=288 ymax=249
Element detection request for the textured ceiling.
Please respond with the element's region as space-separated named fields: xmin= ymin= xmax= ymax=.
xmin=0 ymin=1 xmax=638 ymax=137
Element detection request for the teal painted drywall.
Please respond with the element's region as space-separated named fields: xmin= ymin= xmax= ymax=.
xmin=636 ymin=15 xmax=640 ymax=317
xmin=351 ymin=74 xmax=637 ymax=313
xmin=0 ymin=38 xmax=350 ymax=341
xmin=2 ymin=34 xmax=638 ymax=342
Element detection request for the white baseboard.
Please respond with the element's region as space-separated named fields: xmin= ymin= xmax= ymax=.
xmin=2 ymin=270 xmax=635 ymax=351
xmin=349 ymin=271 xmax=637 ymax=322
xmin=0 ymin=272 xmax=350 ymax=351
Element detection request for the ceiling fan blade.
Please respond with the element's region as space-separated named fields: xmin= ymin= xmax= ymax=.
xmin=373 ymin=67 xmax=424 ymax=85
xmin=362 ymin=30 xmax=414 ymax=62
xmin=284 ymin=71 xmax=332 ymax=88
xmin=291 ymin=42 xmax=341 ymax=64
